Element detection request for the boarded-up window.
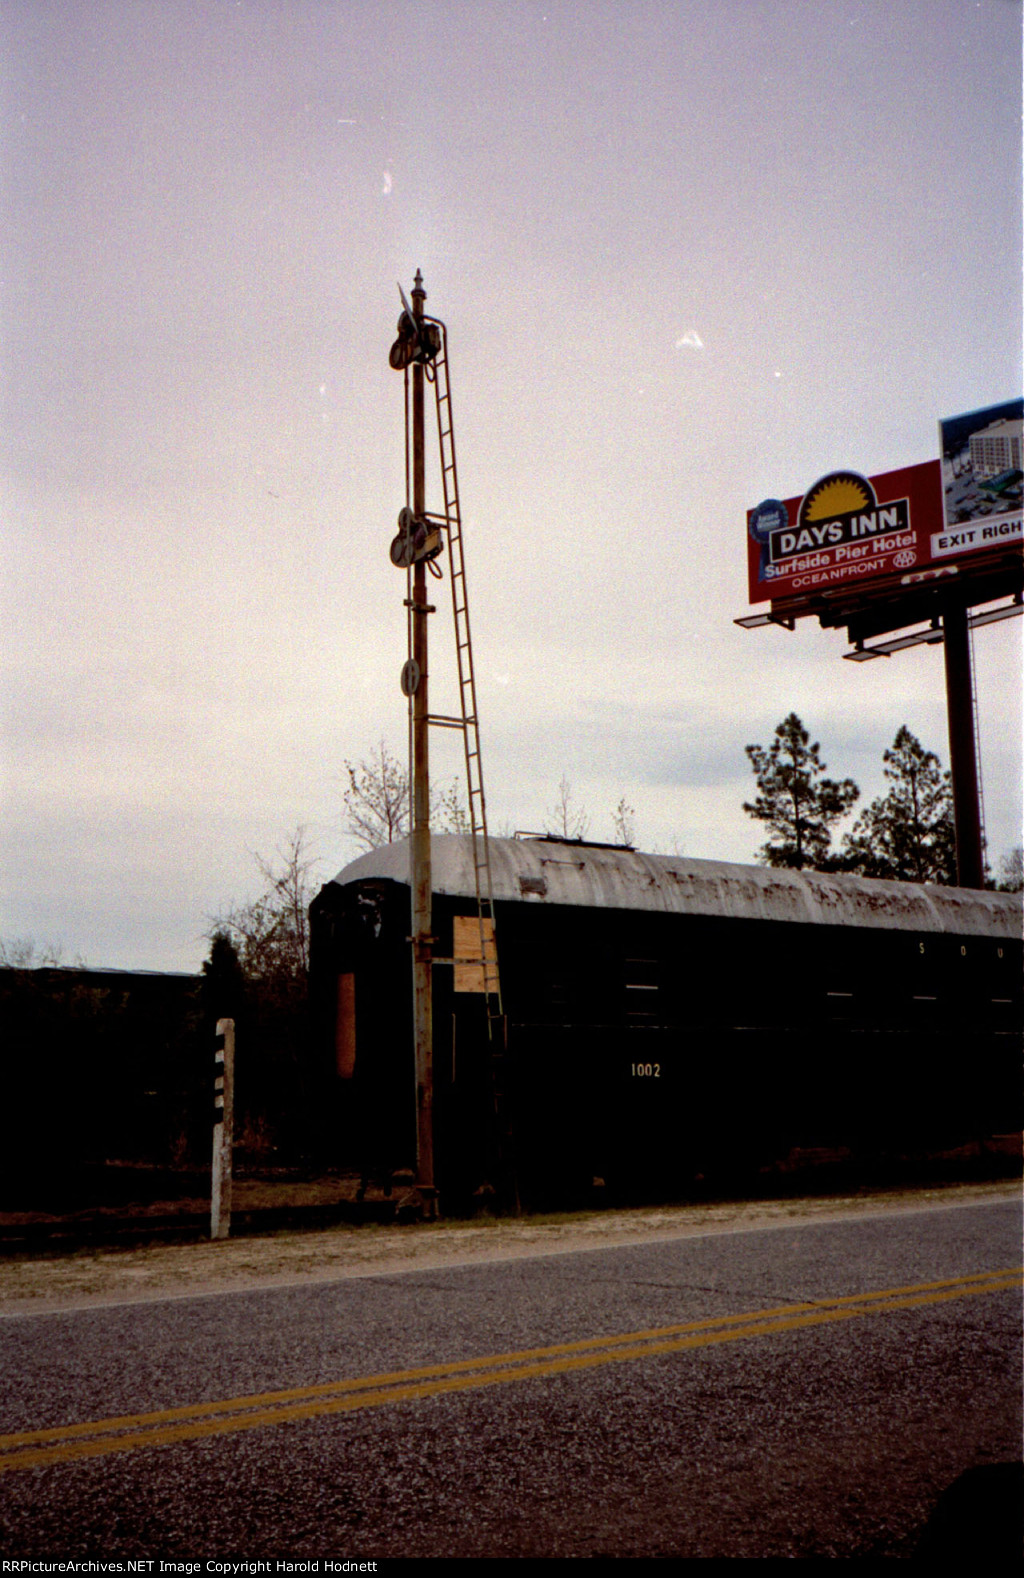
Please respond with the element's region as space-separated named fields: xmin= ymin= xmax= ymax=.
xmin=453 ymin=915 xmax=499 ymax=994
xmin=336 ymin=973 xmax=356 ymax=1079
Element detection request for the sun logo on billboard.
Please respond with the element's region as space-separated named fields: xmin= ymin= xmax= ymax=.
xmin=801 ymin=473 xmax=874 ymax=522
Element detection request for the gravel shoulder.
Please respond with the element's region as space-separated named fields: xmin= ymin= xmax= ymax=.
xmin=0 ymin=1180 xmax=1017 ymax=1316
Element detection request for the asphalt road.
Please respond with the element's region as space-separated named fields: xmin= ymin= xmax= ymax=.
xmin=1 ymin=1196 xmax=1020 ymax=1558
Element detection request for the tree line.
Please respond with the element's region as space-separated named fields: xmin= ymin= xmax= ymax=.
xmin=341 ymin=741 xmax=635 ymax=851
xmin=744 ymin=714 xmax=954 ymax=882
xmin=4 ymin=720 xmax=1016 ymax=1176
xmin=197 ymin=713 xmax=1021 ymax=1161
xmin=743 ymin=713 xmax=1021 ymax=889
xmin=207 ymin=715 xmax=1015 ymax=1014
xmin=340 ymin=724 xmax=1020 ymax=889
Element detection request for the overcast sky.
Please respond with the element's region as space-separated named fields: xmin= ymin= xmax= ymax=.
xmin=2 ymin=0 xmax=1021 ymax=970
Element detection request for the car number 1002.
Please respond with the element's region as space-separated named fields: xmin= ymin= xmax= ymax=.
xmin=631 ymin=1062 xmax=661 ymax=1078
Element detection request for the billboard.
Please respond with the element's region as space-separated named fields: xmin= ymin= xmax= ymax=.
xmin=938 ymin=397 xmax=1023 ymax=544
xmin=747 ymin=415 xmax=1023 ymax=613
xmin=746 ymin=460 xmax=943 ymax=607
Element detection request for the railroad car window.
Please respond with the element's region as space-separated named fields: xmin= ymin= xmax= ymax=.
xmin=625 ymin=999 xmax=659 ymax=1026
xmin=625 ymin=958 xmax=659 ymax=1023
xmin=336 ymin=973 xmax=356 ymax=1080
xmin=625 ymin=957 xmax=658 ymax=986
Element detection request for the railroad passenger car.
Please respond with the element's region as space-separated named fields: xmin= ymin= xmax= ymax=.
xmin=309 ymin=835 xmax=1022 ymax=1208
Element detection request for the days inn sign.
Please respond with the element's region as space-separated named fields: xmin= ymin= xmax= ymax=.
xmin=747 ymin=462 xmax=939 ymax=608
xmin=747 ymin=452 xmax=1022 ymax=615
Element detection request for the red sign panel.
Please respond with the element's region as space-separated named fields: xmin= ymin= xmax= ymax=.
xmin=745 ymin=458 xmax=1022 ymax=609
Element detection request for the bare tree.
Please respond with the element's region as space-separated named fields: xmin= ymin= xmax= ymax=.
xmin=433 ymin=777 xmax=471 ymax=834
xmin=546 ymin=776 xmax=591 ymax=841
xmin=995 ymin=846 xmax=1024 ymax=892
xmin=204 ymin=829 xmax=323 ymax=1163
xmin=343 ymin=740 xmax=410 ymax=851
xmin=610 ymin=796 xmax=637 ymax=847
xmin=0 ymin=937 xmax=67 ymax=968
xmin=208 ymin=826 xmax=319 ymax=980
xmin=343 ymin=739 xmax=469 ymax=848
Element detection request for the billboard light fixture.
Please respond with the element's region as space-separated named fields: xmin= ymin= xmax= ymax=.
xmin=733 ymin=611 xmax=795 ymax=630
xmin=842 ymin=600 xmax=1021 ymax=661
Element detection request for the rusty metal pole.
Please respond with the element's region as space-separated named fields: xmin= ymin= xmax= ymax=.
xmin=942 ymin=596 xmax=985 ymax=890
xmin=211 ymin=1017 xmax=234 ymax=1240
xmin=410 ymin=271 xmax=435 ymax=1198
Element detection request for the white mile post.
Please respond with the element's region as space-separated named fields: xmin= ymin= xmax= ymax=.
xmin=211 ymin=1017 xmax=235 ymax=1240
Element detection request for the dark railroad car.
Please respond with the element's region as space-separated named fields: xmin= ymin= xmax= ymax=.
xmin=0 ymin=966 xmax=203 ymax=1186
xmin=309 ymin=835 xmax=1023 ymax=1208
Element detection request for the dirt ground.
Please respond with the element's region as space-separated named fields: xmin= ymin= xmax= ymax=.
xmin=1 ymin=1180 xmax=1017 ymax=1316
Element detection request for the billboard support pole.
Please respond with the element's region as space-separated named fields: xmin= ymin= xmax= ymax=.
xmin=942 ymin=597 xmax=985 ymax=890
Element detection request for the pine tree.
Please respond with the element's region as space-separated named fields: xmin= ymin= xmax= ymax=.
xmin=743 ymin=713 xmax=859 ymax=871
xmin=202 ymin=930 xmax=247 ymax=1023
xmin=840 ymin=727 xmax=957 ymax=884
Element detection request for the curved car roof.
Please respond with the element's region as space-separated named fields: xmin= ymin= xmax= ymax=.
xmin=325 ymin=835 xmax=1022 ymax=939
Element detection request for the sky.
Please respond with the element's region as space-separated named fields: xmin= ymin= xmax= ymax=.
xmin=1 ymin=0 xmax=1021 ymax=971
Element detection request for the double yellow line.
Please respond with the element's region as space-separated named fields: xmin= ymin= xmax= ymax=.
xmin=3 ymin=1268 xmax=1019 ymax=1474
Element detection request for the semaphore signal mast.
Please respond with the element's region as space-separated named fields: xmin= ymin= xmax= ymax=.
xmin=387 ymin=272 xmax=505 ymax=1213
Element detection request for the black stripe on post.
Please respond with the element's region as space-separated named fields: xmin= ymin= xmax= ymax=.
xmin=214 ymin=1033 xmax=226 ymax=1052
xmin=213 ymin=1060 xmax=225 ymax=1079
xmin=213 ymin=1108 xmax=224 ymax=1126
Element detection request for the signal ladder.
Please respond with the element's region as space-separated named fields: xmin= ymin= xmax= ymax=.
xmin=417 ymin=317 xmax=516 ymax=1202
